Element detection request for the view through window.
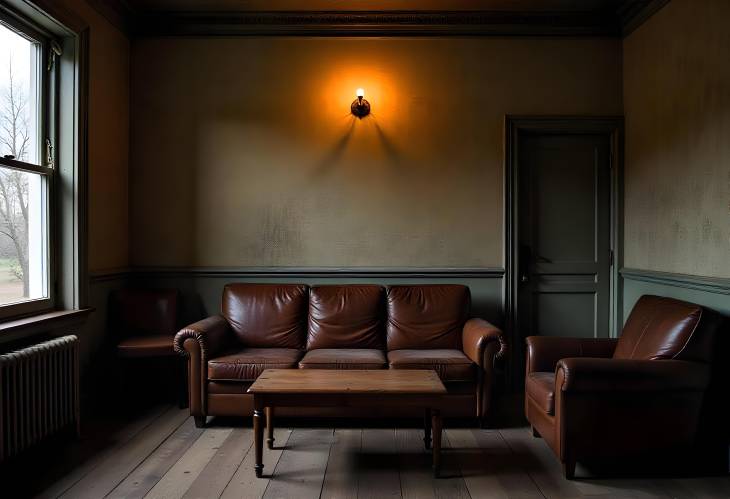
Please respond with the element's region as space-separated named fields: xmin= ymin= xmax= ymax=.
xmin=0 ymin=20 xmax=48 ymax=308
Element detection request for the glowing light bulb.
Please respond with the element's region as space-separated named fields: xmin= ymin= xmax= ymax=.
xmin=356 ymin=88 xmax=365 ymax=98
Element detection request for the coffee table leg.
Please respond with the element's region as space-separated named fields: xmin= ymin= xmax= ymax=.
xmin=253 ymin=402 xmax=264 ymax=478
xmin=432 ymin=409 xmax=442 ymax=478
xmin=424 ymin=408 xmax=432 ymax=449
xmin=266 ymin=407 xmax=275 ymax=450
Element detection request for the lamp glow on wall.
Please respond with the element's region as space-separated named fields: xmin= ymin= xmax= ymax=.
xmin=351 ymin=88 xmax=371 ymax=118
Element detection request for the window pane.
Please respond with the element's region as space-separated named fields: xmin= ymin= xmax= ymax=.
xmin=0 ymin=22 xmax=41 ymax=165
xmin=0 ymin=166 xmax=47 ymax=305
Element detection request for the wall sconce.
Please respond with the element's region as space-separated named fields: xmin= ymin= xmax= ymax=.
xmin=351 ymin=88 xmax=371 ymax=118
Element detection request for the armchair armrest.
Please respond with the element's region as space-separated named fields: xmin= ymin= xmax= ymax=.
xmin=556 ymin=358 xmax=710 ymax=393
xmin=526 ymin=336 xmax=618 ymax=374
xmin=462 ymin=318 xmax=507 ymax=369
xmin=174 ymin=315 xmax=231 ymax=361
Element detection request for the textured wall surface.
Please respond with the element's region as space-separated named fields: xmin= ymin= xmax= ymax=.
xmin=55 ymin=0 xmax=130 ymax=272
xmin=130 ymin=36 xmax=621 ymax=268
xmin=623 ymin=0 xmax=730 ymax=278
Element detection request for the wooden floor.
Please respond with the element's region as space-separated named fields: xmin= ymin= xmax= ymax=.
xmin=6 ymin=404 xmax=730 ymax=499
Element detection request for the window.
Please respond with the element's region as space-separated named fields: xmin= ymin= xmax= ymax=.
xmin=0 ymin=14 xmax=55 ymax=317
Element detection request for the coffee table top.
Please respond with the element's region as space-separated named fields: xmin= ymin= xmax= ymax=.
xmin=247 ymin=369 xmax=447 ymax=395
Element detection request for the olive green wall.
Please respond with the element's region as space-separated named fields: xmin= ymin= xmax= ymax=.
xmin=129 ymin=36 xmax=622 ymax=269
xmin=623 ymin=0 xmax=730 ymax=279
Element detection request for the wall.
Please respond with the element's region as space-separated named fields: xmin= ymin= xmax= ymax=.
xmin=130 ymin=36 xmax=622 ymax=270
xmin=622 ymin=0 xmax=730 ymax=315
xmin=52 ymin=0 xmax=130 ymax=375
xmin=623 ymin=0 xmax=730 ymax=279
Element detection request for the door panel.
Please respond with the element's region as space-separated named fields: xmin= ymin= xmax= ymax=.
xmin=518 ymin=133 xmax=612 ymax=348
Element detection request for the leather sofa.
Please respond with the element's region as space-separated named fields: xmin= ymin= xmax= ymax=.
xmin=174 ymin=283 xmax=506 ymax=427
xmin=525 ymin=295 xmax=725 ymax=479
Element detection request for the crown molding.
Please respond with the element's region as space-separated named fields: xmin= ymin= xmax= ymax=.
xmin=83 ymin=2 xmax=672 ymax=38
xmin=132 ymin=10 xmax=619 ymax=37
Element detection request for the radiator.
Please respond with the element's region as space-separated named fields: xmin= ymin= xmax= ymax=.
xmin=0 ymin=335 xmax=79 ymax=462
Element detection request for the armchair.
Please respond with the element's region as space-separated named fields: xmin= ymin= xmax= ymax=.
xmin=525 ymin=295 xmax=724 ymax=479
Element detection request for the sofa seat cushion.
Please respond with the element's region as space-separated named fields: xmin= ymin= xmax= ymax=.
xmin=299 ymin=349 xmax=387 ymax=370
xmin=387 ymin=349 xmax=475 ymax=381
xmin=208 ymin=348 xmax=302 ymax=381
xmin=526 ymin=372 xmax=555 ymax=415
xmin=117 ymin=335 xmax=175 ymax=358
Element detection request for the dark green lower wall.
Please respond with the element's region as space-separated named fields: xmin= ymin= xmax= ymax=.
xmin=621 ymin=268 xmax=730 ymax=319
xmin=128 ymin=270 xmax=505 ymax=329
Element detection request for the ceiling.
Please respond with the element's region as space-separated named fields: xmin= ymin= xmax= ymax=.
xmin=92 ymin=0 xmax=670 ymax=37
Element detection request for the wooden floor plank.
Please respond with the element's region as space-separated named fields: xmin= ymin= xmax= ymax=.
xmin=262 ymin=428 xmax=333 ymax=499
xmin=499 ymin=427 xmax=584 ymax=499
xmin=447 ymin=428 xmax=543 ymax=499
xmin=437 ymin=432 xmax=472 ymax=499
xmin=396 ymin=428 xmax=435 ymax=499
xmin=395 ymin=428 xmax=471 ymax=499
xmin=500 ymin=427 xmax=676 ymax=499
xmin=107 ymin=417 xmax=204 ymax=499
xmin=56 ymin=406 xmax=189 ymax=499
xmin=320 ymin=428 xmax=361 ymax=499
xmin=31 ymin=404 xmax=171 ymax=499
xmin=143 ymin=428 xmax=233 ymax=499
xmin=358 ymin=428 xmax=402 ymax=499
xmin=220 ymin=428 xmax=292 ymax=499
xmin=182 ymin=427 xmax=254 ymax=499
xmin=655 ymin=476 xmax=730 ymax=499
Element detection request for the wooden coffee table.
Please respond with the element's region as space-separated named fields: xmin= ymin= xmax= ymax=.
xmin=247 ymin=369 xmax=447 ymax=478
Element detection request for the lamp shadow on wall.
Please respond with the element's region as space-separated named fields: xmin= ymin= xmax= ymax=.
xmin=312 ymin=116 xmax=357 ymax=176
xmin=373 ymin=120 xmax=403 ymax=168
xmin=311 ymin=113 xmax=406 ymax=179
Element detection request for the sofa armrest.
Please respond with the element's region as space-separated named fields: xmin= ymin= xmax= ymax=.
xmin=174 ymin=315 xmax=231 ymax=361
xmin=526 ymin=336 xmax=617 ymax=374
xmin=462 ymin=318 xmax=507 ymax=369
xmin=556 ymin=358 xmax=710 ymax=393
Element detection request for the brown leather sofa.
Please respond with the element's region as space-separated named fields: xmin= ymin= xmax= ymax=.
xmin=525 ymin=295 xmax=725 ymax=479
xmin=174 ymin=283 xmax=506 ymax=427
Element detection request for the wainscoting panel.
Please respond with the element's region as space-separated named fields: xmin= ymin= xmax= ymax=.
xmin=128 ymin=268 xmax=505 ymax=329
xmin=621 ymin=268 xmax=730 ymax=318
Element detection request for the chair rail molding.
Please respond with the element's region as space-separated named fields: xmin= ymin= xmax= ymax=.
xmin=620 ymin=268 xmax=730 ymax=296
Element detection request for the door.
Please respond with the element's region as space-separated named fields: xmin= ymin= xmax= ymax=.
xmin=516 ymin=131 xmax=613 ymax=357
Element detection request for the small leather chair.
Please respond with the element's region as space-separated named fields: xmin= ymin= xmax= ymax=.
xmin=525 ymin=295 xmax=725 ymax=479
xmin=112 ymin=289 xmax=184 ymax=405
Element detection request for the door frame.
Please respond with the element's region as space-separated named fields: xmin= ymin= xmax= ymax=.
xmin=503 ymin=116 xmax=624 ymax=390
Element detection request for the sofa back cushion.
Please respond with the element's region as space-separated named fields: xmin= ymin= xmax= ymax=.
xmin=386 ymin=285 xmax=470 ymax=351
xmin=307 ymin=285 xmax=385 ymax=350
xmin=614 ymin=295 xmax=710 ymax=361
xmin=222 ymin=283 xmax=308 ymax=349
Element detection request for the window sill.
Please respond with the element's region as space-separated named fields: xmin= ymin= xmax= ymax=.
xmin=0 ymin=308 xmax=93 ymax=345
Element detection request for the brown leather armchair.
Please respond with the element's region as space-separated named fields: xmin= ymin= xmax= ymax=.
xmin=112 ymin=289 xmax=184 ymax=405
xmin=525 ymin=295 xmax=724 ymax=479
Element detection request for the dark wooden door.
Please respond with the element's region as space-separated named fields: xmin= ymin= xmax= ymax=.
xmin=517 ymin=132 xmax=613 ymax=347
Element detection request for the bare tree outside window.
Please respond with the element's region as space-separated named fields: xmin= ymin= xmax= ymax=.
xmin=0 ymin=60 xmax=31 ymax=296
xmin=0 ymin=22 xmax=44 ymax=306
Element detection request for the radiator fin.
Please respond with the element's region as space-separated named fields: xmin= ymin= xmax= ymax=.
xmin=0 ymin=335 xmax=79 ymax=462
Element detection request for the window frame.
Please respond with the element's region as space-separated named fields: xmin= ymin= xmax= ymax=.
xmin=0 ymin=11 xmax=57 ymax=320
